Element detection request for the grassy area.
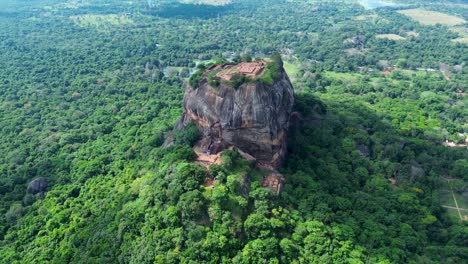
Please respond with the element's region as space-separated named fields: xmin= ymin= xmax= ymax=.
xmin=70 ymin=14 xmax=133 ymax=29
xmin=396 ymin=11 xmax=467 ymax=44
xmin=453 ymin=38 xmax=468 ymax=44
xmin=398 ymin=9 xmax=465 ymax=26
xmin=452 ymin=26 xmax=467 ymax=35
xmin=446 ymin=208 xmax=462 ymax=221
xmin=440 ymin=190 xmax=456 ymax=207
xmin=440 ymin=189 xmax=462 ymax=222
xmin=406 ymin=31 xmax=419 ymax=37
xmin=283 ymin=61 xmax=300 ymax=79
xmin=193 ymin=59 xmax=218 ymax=66
xmin=440 ymin=180 xmax=468 ymax=221
xmin=453 ymin=192 xmax=468 ymax=209
xmin=376 ymin=34 xmax=406 ymax=40
xmin=180 ymin=0 xmax=232 ymax=5
xmin=324 ymin=71 xmax=362 ymax=82
xmin=354 ymin=14 xmax=378 ymax=21
xmin=451 ymin=26 xmax=468 ymax=44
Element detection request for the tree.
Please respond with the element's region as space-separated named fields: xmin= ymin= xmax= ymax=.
xmin=241 ymin=54 xmax=252 ymax=62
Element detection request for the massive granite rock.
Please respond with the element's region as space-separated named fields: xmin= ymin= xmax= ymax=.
xmin=178 ymin=60 xmax=294 ymax=168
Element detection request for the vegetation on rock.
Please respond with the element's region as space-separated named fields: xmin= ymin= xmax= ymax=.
xmin=0 ymin=0 xmax=466 ymax=263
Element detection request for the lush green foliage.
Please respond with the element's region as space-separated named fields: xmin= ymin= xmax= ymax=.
xmin=189 ymin=70 xmax=204 ymax=88
xmin=0 ymin=0 xmax=467 ymax=263
xmin=257 ymin=56 xmax=282 ymax=85
xmin=227 ymin=72 xmax=250 ymax=89
xmin=207 ymin=69 xmax=222 ymax=88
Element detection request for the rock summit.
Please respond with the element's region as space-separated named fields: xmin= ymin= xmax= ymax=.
xmin=178 ymin=57 xmax=294 ymax=168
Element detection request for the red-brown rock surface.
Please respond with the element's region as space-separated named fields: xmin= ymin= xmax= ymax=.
xmin=177 ymin=60 xmax=294 ymax=168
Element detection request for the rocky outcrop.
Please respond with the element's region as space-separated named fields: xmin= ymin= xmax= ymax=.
xmin=178 ymin=60 xmax=294 ymax=168
xmin=26 ymin=178 xmax=48 ymax=195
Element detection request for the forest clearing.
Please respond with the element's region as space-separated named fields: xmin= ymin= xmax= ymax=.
xmin=376 ymin=34 xmax=406 ymax=40
xmin=398 ymin=9 xmax=466 ymax=26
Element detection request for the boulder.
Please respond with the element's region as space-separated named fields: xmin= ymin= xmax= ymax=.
xmin=26 ymin=178 xmax=48 ymax=195
xmin=357 ymin=144 xmax=370 ymax=157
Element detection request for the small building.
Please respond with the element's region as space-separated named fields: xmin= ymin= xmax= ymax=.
xmin=381 ymin=70 xmax=392 ymax=75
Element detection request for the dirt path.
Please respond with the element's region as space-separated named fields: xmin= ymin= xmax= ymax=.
xmin=203 ymin=177 xmax=217 ymax=189
xmin=442 ymin=141 xmax=467 ymax=148
xmin=441 ymin=71 xmax=451 ymax=82
xmin=442 ymin=177 xmax=463 ymax=221
xmin=194 ymin=152 xmax=222 ymax=169
xmin=450 ymin=186 xmax=463 ymax=221
xmin=442 ymin=205 xmax=468 ymax=212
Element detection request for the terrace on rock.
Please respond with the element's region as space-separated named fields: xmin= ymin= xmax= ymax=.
xmin=214 ymin=61 xmax=266 ymax=81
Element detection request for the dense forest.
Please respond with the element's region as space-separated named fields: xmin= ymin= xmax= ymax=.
xmin=0 ymin=0 xmax=467 ymax=263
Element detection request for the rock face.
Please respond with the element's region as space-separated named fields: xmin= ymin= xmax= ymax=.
xmin=179 ymin=60 xmax=294 ymax=168
xmin=26 ymin=178 xmax=48 ymax=195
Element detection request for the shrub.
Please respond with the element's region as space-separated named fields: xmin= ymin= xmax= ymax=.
xmin=207 ymin=69 xmax=221 ymax=88
xmin=257 ymin=53 xmax=283 ymax=85
xmin=189 ymin=70 xmax=203 ymax=89
xmin=242 ymin=54 xmax=253 ymax=62
xmin=174 ymin=123 xmax=200 ymax=147
xmin=257 ymin=62 xmax=279 ymax=85
xmin=229 ymin=73 xmax=249 ymax=89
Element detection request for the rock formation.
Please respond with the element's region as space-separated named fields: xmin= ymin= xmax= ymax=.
xmin=178 ymin=58 xmax=294 ymax=168
xmin=26 ymin=178 xmax=48 ymax=195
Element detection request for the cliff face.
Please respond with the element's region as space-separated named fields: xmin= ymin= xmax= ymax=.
xmin=179 ymin=61 xmax=294 ymax=168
